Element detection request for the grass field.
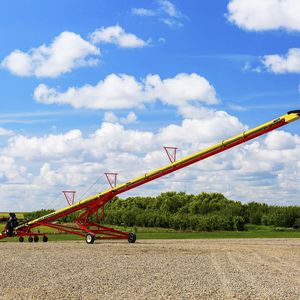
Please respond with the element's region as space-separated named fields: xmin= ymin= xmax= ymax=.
xmin=1 ymin=222 xmax=300 ymax=242
xmin=0 ymin=212 xmax=24 ymax=218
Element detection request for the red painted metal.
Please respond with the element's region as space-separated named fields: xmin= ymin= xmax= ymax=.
xmin=104 ymin=173 xmax=118 ymax=188
xmin=63 ymin=191 xmax=76 ymax=206
xmin=0 ymin=233 xmax=7 ymax=241
xmin=164 ymin=146 xmax=178 ymax=163
xmin=14 ymin=191 xmax=128 ymax=241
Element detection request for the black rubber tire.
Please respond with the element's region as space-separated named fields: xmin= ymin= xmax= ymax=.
xmin=19 ymin=236 xmax=24 ymax=243
xmin=128 ymin=232 xmax=136 ymax=243
xmin=34 ymin=236 xmax=39 ymax=243
xmin=43 ymin=236 xmax=48 ymax=243
xmin=28 ymin=236 xmax=33 ymax=243
xmin=85 ymin=234 xmax=95 ymax=244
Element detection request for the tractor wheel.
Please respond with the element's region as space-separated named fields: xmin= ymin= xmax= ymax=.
xmin=128 ymin=232 xmax=136 ymax=243
xmin=19 ymin=236 xmax=24 ymax=243
xmin=28 ymin=236 xmax=33 ymax=243
xmin=43 ymin=236 xmax=48 ymax=243
xmin=85 ymin=234 xmax=95 ymax=244
xmin=34 ymin=236 xmax=39 ymax=243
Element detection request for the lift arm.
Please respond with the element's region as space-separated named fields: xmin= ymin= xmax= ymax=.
xmin=16 ymin=110 xmax=300 ymax=230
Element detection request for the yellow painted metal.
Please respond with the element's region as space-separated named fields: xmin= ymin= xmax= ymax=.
xmin=20 ymin=111 xmax=300 ymax=228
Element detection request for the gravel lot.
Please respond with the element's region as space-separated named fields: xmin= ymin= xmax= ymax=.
xmin=0 ymin=239 xmax=299 ymax=300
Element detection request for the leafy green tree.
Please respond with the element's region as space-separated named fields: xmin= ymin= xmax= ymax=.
xmin=234 ymin=216 xmax=246 ymax=231
xmin=26 ymin=191 xmax=299 ymax=232
xmin=293 ymin=218 xmax=300 ymax=229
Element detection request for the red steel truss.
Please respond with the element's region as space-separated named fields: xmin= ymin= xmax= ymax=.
xmin=63 ymin=191 xmax=76 ymax=206
xmin=164 ymin=146 xmax=178 ymax=163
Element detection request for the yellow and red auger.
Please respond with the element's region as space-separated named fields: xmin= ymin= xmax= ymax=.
xmin=1 ymin=110 xmax=299 ymax=244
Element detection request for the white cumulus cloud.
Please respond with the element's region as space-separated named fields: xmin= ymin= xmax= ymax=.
xmin=264 ymin=130 xmax=298 ymax=150
xmin=131 ymin=8 xmax=156 ymax=17
xmin=1 ymin=31 xmax=100 ymax=78
xmin=157 ymin=107 xmax=245 ymax=145
xmin=5 ymin=129 xmax=84 ymax=161
xmin=120 ymin=112 xmax=138 ymax=124
xmin=34 ymin=74 xmax=146 ymax=109
xmin=103 ymin=111 xmax=137 ymax=124
xmin=0 ymin=127 xmax=13 ymax=136
xmin=34 ymin=73 xmax=219 ymax=110
xmin=90 ymin=25 xmax=148 ymax=48
xmin=132 ymin=0 xmax=185 ymax=28
xmin=158 ymin=0 xmax=181 ymax=17
xmin=146 ymin=73 xmax=218 ymax=106
xmin=262 ymin=48 xmax=300 ymax=73
xmin=0 ymin=155 xmax=27 ymax=183
xmin=227 ymin=0 xmax=300 ymax=31
xmin=103 ymin=112 xmax=119 ymax=123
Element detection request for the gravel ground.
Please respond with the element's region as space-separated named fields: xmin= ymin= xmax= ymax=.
xmin=0 ymin=238 xmax=299 ymax=300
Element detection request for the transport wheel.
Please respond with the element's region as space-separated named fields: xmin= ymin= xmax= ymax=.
xmin=43 ymin=236 xmax=48 ymax=243
xmin=28 ymin=236 xmax=33 ymax=243
xmin=85 ymin=234 xmax=95 ymax=244
xmin=19 ymin=236 xmax=24 ymax=243
xmin=34 ymin=236 xmax=39 ymax=243
xmin=128 ymin=232 xmax=136 ymax=243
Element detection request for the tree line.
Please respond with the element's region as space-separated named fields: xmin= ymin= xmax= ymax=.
xmin=23 ymin=192 xmax=300 ymax=231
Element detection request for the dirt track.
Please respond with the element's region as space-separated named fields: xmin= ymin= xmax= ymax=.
xmin=0 ymin=239 xmax=299 ymax=300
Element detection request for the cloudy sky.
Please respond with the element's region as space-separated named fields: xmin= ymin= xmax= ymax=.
xmin=0 ymin=0 xmax=300 ymax=211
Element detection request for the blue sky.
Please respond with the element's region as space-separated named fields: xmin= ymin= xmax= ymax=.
xmin=0 ymin=0 xmax=299 ymax=211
